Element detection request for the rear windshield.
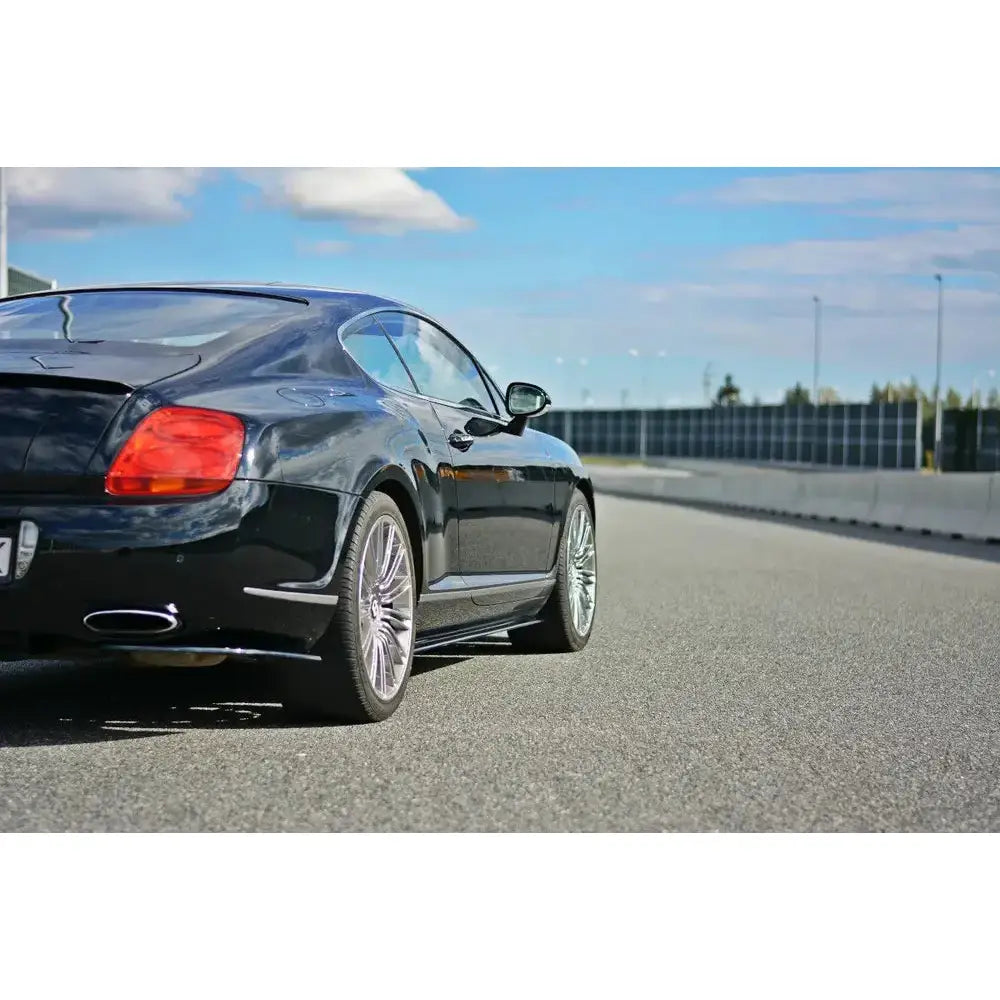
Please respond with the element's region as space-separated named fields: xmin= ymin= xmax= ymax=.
xmin=0 ymin=290 xmax=307 ymax=346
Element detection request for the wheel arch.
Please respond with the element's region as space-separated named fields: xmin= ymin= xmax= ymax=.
xmin=357 ymin=464 xmax=426 ymax=595
xmin=575 ymin=475 xmax=596 ymax=528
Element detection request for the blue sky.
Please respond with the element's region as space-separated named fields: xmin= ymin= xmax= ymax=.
xmin=7 ymin=167 xmax=1000 ymax=406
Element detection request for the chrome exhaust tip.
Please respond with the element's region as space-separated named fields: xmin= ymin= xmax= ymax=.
xmin=83 ymin=607 xmax=182 ymax=636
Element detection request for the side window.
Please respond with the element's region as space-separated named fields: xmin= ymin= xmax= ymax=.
xmin=342 ymin=317 xmax=417 ymax=392
xmin=375 ymin=312 xmax=497 ymax=415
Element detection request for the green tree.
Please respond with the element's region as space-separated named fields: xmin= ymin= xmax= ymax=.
xmin=896 ymin=377 xmax=923 ymax=404
xmin=784 ymin=382 xmax=810 ymax=405
xmin=817 ymin=386 xmax=840 ymax=404
xmin=715 ymin=374 xmax=741 ymax=407
xmin=988 ymin=387 xmax=1000 ymax=408
xmin=944 ymin=387 xmax=964 ymax=409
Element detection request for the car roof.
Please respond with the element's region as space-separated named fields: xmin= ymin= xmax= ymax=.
xmin=0 ymin=281 xmax=408 ymax=311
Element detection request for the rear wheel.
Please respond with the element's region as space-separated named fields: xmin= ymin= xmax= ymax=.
xmin=277 ymin=492 xmax=416 ymax=723
xmin=509 ymin=490 xmax=596 ymax=653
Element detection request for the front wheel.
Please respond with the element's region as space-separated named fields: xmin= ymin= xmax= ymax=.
xmin=509 ymin=490 xmax=596 ymax=653
xmin=276 ymin=492 xmax=416 ymax=723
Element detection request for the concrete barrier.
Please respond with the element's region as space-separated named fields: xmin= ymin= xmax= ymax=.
xmin=720 ymin=473 xmax=804 ymax=516
xmin=591 ymin=470 xmax=726 ymax=505
xmin=869 ymin=473 xmax=993 ymax=539
xmin=587 ymin=462 xmax=1000 ymax=543
xmin=798 ymin=474 xmax=879 ymax=524
xmin=980 ymin=474 xmax=1000 ymax=541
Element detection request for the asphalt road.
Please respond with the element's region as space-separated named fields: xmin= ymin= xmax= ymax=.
xmin=2 ymin=493 xmax=999 ymax=832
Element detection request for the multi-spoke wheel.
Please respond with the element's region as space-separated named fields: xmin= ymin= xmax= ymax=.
xmin=276 ymin=492 xmax=417 ymax=723
xmin=564 ymin=504 xmax=597 ymax=636
xmin=357 ymin=514 xmax=414 ymax=702
xmin=509 ymin=489 xmax=597 ymax=653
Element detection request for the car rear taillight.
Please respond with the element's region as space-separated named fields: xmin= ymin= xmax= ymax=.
xmin=105 ymin=406 xmax=245 ymax=497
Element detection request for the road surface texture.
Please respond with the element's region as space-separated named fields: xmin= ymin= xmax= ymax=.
xmin=1 ymin=493 xmax=998 ymax=831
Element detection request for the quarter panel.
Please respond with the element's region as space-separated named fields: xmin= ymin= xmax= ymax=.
xmin=534 ymin=427 xmax=591 ymax=566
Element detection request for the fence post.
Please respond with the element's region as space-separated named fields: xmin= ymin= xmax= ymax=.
xmin=564 ymin=411 xmax=573 ymax=451
xmin=639 ymin=409 xmax=647 ymax=460
xmin=859 ymin=403 xmax=866 ymax=468
xmin=896 ymin=403 xmax=908 ymax=469
xmin=976 ymin=406 xmax=983 ymax=471
xmin=896 ymin=401 xmax=903 ymax=469
xmin=843 ymin=404 xmax=849 ymax=467
xmin=826 ymin=405 xmax=833 ymax=467
xmin=915 ymin=398 xmax=922 ymax=470
xmin=877 ymin=402 xmax=883 ymax=469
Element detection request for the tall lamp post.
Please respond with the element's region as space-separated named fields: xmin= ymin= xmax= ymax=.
xmin=934 ymin=273 xmax=944 ymax=471
xmin=812 ymin=295 xmax=822 ymax=405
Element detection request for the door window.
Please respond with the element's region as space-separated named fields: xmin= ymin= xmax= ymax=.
xmin=342 ymin=317 xmax=417 ymax=392
xmin=375 ymin=312 xmax=497 ymax=415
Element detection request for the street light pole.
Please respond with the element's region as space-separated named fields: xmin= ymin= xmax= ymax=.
xmin=0 ymin=167 xmax=8 ymax=298
xmin=812 ymin=295 xmax=821 ymax=405
xmin=934 ymin=273 xmax=944 ymax=471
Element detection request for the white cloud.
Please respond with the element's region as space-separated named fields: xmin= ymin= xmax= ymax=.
xmin=694 ymin=169 xmax=1000 ymax=223
xmin=297 ymin=239 xmax=352 ymax=256
xmin=686 ymin=170 xmax=1000 ymax=278
xmin=245 ymin=168 xmax=473 ymax=235
xmin=6 ymin=168 xmax=204 ymax=239
xmin=725 ymin=225 xmax=1000 ymax=276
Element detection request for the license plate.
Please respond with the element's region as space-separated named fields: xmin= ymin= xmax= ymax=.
xmin=0 ymin=535 xmax=12 ymax=583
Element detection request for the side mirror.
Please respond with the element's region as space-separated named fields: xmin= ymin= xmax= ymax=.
xmin=506 ymin=382 xmax=551 ymax=418
xmin=504 ymin=381 xmax=551 ymax=436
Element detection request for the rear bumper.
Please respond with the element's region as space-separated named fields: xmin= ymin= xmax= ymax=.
xmin=0 ymin=480 xmax=357 ymax=658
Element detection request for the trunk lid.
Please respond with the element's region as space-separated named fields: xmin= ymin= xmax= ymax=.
xmin=0 ymin=344 xmax=199 ymax=492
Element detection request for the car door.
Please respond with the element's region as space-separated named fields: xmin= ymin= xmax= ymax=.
xmin=372 ymin=312 xmax=557 ymax=579
xmin=340 ymin=315 xmax=460 ymax=587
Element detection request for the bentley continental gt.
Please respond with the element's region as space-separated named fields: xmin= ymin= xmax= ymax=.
xmin=0 ymin=284 xmax=597 ymax=722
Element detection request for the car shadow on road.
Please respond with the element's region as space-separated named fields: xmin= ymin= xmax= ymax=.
xmin=411 ymin=637 xmax=518 ymax=677
xmin=0 ymin=658 xmax=290 ymax=747
xmin=0 ymin=638 xmax=517 ymax=748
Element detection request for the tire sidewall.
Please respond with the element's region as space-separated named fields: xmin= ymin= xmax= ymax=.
xmin=557 ymin=494 xmax=597 ymax=647
xmin=337 ymin=493 xmax=416 ymax=721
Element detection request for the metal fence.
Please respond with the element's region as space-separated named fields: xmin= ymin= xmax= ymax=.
xmin=532 ymin=401 xmax=924 ymax=470
xmin=942 ymin=408 xmax=1000 ymax=472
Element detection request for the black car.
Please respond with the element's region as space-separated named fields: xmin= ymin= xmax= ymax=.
xmin=0 ymin=284 xmax=597 ymax=722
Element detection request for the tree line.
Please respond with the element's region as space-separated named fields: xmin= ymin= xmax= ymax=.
xmin=711 ymin=374 xmax=998 ymax=409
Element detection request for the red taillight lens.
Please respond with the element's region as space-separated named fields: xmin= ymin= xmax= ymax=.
xmin=106 ymin=407 xmax=245 ymax=497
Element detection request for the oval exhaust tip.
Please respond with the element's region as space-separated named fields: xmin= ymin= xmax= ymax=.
xmin=83 ymin=609 xmax=181 ymax=636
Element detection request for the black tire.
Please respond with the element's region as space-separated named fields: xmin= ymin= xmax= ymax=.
xmin=276 ymin=492 xmax=416 ymax=724
xmin=509 ymin=490 xmax=596 ymax=653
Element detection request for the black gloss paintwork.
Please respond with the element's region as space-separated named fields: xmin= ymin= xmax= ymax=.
xmin=0 ymin=283 xmax=592 ymax=661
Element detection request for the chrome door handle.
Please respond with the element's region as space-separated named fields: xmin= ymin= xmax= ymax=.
xmin=448 ymin=430 xmax=475 ymax=451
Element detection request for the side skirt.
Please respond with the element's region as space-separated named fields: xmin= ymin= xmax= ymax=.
xmin=101 ymin=644 xmax=322 ymax=663
xmin=414 ymin=616 xmax=543 ymax=654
